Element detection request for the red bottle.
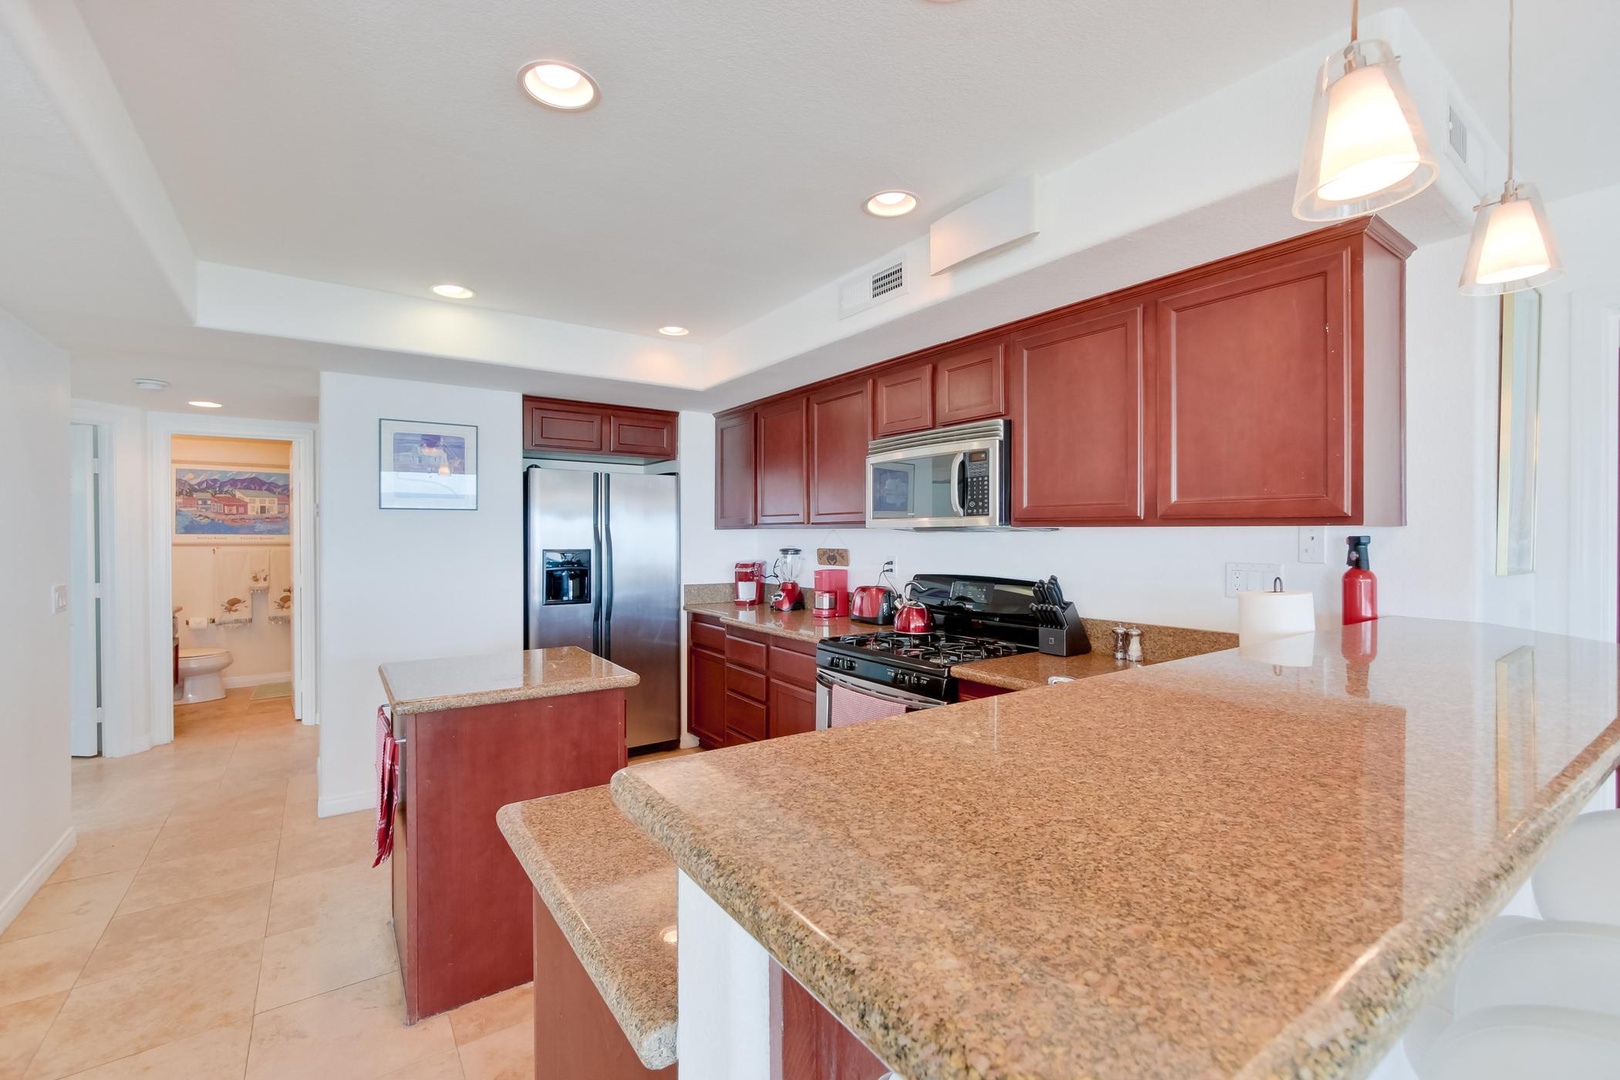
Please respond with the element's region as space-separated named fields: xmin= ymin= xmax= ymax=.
xmin=1343 ymin=535 xmax=1377 ymax=625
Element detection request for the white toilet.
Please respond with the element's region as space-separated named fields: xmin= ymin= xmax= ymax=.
xmin=177 ymin=647 xmax=233 ymax=704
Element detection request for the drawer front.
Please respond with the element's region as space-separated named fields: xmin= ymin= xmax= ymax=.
xmin=725 ymin=633 xmax=769 ymax=672
xmin=767 ymin=644 xmax=818 ymax=689
xmin=724 ymin=691 xmax=768 ymax=741
xmin=690 ymin=618 xmax=726 ymax=653
xmin=725 ymin=664 xmax=768 ymax=702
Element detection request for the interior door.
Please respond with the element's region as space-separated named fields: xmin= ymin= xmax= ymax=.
xmin=603 ymin=473 xmax=682 ymax=748
xmin=68 ymin=423 xmax=101 ymax=757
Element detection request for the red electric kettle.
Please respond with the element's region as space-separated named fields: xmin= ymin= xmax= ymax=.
xmin=893 ymin=582 xmax=934 ymax=635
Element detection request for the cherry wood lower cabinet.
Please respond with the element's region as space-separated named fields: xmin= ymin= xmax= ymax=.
xmin=533 ymin=894 xmax=673 ymax=1076
xmin=956 ymin=679 xmax=1013 ymax=701
xmin=774 ymin=962 xmax=890 ymax=1080
xmin=688 ymin=617 xmax=820 ymax=747
xmin=391 ymin=690 xmax=628 ymax=1022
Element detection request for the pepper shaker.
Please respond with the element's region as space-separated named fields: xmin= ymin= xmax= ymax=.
xmin=1126 ymin=627 xmax=1143 ymax=664
xmin=1111 ymin=625 xmax=1129 ymax=661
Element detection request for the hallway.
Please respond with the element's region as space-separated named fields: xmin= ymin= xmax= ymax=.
xmin=0 ymin=691 xmax=534 ymax=1079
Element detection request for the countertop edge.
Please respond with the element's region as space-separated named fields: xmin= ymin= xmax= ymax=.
xmin=381 ymin=670 xmax=641 ymax=716
xmin=683 ymin=603 xmax=830 ymax=643
xmin=494 ymin=802 xmax=678 ymax=1071
xmin=1234 ymin=715 xmax=1620 ymax=1080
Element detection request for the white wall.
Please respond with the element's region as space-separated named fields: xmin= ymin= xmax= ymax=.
xmin=316 ymin=372 xmax=522 ymax=815
xmin=171 ymin=435 xmax=292 ymax=682
xmin=680 ymin=185 xmax=1620 ymax=640
xmin=0 ymin=308 xmax=75 ymax=932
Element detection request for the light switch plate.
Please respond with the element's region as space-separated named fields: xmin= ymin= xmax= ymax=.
xmin=1297 ymin=526 xmax=1326 ymax=564
xmin=1224 ymin=563 xmax=1286 ymax=599
xmin=51 ymin=584 xmax=68 ymax=614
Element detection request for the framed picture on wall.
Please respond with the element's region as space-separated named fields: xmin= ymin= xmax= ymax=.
xmin=174 ymin=463 xmax=292 ymax=543
xmin=379 ymin=419 xmax=478 ymax=510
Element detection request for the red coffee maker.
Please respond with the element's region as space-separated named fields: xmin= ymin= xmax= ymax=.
xmin=812 ymin=568 xmax=849 ymax=620
xmin=734 ymin=561 xmax=765 ymax=607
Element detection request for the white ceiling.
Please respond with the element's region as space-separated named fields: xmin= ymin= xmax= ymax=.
xmin=72 ymin=0 xmax=1427 ymax=342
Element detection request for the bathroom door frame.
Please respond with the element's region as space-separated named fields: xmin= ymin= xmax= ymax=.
xmin=147 ymin=413 xmax=318 ymax=745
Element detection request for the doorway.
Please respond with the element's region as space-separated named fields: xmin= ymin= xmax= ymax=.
xmin=68 ymin=422 xmax=106 ymax=756
xmin=148 ymin=414 xmax=316 ymax=746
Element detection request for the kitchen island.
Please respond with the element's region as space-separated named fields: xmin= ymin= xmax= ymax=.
xmin=379 ymin=646 xmax=638 ymax=1022
xmin=613 ymin=617 xmax=1620 ymax=1079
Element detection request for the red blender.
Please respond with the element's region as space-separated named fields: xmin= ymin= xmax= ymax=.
xmin=768 ymin=548 xmax=804 ymax=612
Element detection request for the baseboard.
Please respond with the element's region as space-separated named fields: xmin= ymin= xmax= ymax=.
xmin=0 ymin=827 xmax=77 ymax=937
xmin=103 ymin=734 xmax=152 ymax=759
xmin=223 ymin=670 xmax=294 ymax=690
xmin=318 ymin=789 xmax=373 ymax=819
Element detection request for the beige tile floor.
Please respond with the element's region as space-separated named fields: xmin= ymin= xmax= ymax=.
xmin=0 ymin=690 xmax=535 ymax=1080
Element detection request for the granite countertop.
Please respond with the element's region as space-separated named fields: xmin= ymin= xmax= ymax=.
xmin=380 ymin=646 xmax=640 ymax=715
xmin=613 ymin=617 xmax=1620 ymax=1080
xmin=685 ymin=601 xmax=861 ymax=643
xmin=496 ymin=787 xmax=677 ymax=1069
xmin=950 ymin=649 xmax=1139 ymax=689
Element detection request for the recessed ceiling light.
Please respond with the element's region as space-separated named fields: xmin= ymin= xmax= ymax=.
xmin=865 ymin=190 xmax=918 ymax=217
xmin=657 ymin=326 xmax=690 ymax=337
xmin=188 ymin=400 xmax=224 ymax=409
xmin=133 ymin=378 xmax=170 ymax=392
xmin=519 ymin=60 xmax=599 ymax=111
xmin=432 ymin=283 xmax=475 ymax=299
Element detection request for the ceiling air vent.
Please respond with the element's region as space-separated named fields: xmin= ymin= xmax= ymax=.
xmin=838 ymin=258 xmax=908 ymax=319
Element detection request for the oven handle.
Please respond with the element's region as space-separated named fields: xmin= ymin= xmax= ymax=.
xmin=816 ymin=668 xmax=947 ymax=710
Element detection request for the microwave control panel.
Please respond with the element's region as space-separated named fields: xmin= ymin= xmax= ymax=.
xmin=962 ymin=450 xmax=991 ymax=516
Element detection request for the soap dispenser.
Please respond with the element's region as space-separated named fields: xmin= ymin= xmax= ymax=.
xmin=1342 ymin=535 xmax=1377 ymax=625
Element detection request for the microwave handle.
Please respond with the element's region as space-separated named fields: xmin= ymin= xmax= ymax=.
xmin=948 ymin=452 xmax=966 ymax=516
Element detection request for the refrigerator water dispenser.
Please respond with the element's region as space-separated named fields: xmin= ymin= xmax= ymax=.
xmin=542 ymin=550 xmax=592 ymax=605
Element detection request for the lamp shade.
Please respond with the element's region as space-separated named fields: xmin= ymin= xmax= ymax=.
xmin=1459 ymin=182 xmax=1565 ymax=295
xmin=1293 ymin=39 xmax=1438 ymax=221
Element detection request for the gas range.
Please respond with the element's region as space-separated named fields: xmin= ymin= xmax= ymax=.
xmin=815 ymin=574 xmax=1046 ymax=703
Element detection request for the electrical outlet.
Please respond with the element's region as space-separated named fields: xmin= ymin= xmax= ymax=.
xmin=1224 ymin=563 xmax=1285 ymax=598
xmin=1298 ymin=526 xmax=1326 ymax=564
xmin=51 ymin=584 xmax=68 ymax=614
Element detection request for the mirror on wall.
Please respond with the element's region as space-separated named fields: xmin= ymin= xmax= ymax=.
xmin=1496 ymin=289 xmax=1542 ymax=576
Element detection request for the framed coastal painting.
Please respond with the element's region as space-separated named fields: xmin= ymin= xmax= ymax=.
xmin=1495 ymin=289 xmax=1542 ymax=575
xmin=379 ymin=419 xmax=478 ymax=510
xmin=174 ymin=464 xmax=292 ymax=543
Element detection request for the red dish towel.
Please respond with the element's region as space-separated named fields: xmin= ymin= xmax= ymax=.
xmin=373 ymin=706 xmax=399 ymax=867
xmin=829 ymin=683 xmax=908 ymax=727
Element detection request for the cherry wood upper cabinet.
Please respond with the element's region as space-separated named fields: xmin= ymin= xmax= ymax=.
xmin=714 ymin=410 xmax=757 ymax=529
xmin=608 ymin=411 xmax=677 ymax=459
xmin=872 ymin=364 xmax=934 ymax=437
xmin=524 ymin=397 xmax=678 ymax=462
xmin=1010 ymin=305 xmax=1149 ymax=524
xmin=1155 ymin=242 xmax=1356 ymax=522
xmin=525 ymin=401 xmax=605 ymax=455
xmin=755 ymin=396 xmax=809 ymax=525
xmin=809 ymin=380 xmax=872 ymax=525
xmin=934 ymin=338 xmax=1007 ymax=427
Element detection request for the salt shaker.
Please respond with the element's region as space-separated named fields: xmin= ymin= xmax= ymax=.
xmin=1126 ymin=627 xmax=1143 ymax=664
xmin=1111 ymin=626 xmax=1129 ymax=661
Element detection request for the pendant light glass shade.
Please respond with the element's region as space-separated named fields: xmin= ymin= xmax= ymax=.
xmin=1293 ymin=39 xmax=1438 ymax=221
xmin=1458 ymin=182 xmax=1564 ymax=294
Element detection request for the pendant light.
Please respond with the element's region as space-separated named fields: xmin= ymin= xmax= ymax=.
xmin=1293 ymin=0 xmax=1437 ymax=221
xmin=1458 ymin=0 xmax=1564 ymax=295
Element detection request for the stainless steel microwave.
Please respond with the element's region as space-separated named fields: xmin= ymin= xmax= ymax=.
xmin=865 ymin=419 xmax=1010 ymax=530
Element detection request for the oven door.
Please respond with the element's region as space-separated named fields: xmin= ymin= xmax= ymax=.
xmin=816 ymin=668 xmax=946 ymax=730
xmin=865 ymin=422 xmax=1006 ymax=529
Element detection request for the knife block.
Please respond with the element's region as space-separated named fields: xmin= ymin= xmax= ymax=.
xmin=1038 ymin=604 xmax=1091 ymax=657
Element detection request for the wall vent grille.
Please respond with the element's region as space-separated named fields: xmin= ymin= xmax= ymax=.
xmin=871 ymin=263 xmax=904 ymax=298
xmin=837 ymin=257 xmax=909 ymax=319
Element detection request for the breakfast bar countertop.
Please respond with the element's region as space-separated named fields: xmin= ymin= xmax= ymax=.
xmin=379 ymin=646 xmax=639 ymax=715
xmin=497 ymin=786 xmax=678 ymax=1069
xmin=613 ymin=617 xmax=1620 ymax=1080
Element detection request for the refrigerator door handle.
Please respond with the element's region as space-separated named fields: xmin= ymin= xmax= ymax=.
xmin=591 ymin=474 xmax=605 ymax=656
xmin=600 ymin=475 xmax=614 ymax=658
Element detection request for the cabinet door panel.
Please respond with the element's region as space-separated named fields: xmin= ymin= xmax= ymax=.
xmin=725 ymin=691 xmax=768 ymax=742
xmin=1010 ymin=305 xmax=1148 ymax=523
xmin=527 ymin=404 xmax=605 ymax=454
xmin=1155 ymin=246 xmax=1353 ymax=520
xmin=872 ymin=364 xmax=933 ymax=437
xmin=756 ymin=396 xmax=809 ymax=525
xmin=714 ymin=411 xmax=757 ymax=528
xmin=935 ymin=339 xmax=1007 ymax=426
xmin=608 ymin=412 xmax=677 ymax=460
xmin=809 ymin=381 xmax=872 ymax=525
xmin=688 ymin=646 xmax=725 ymax=749
xmin=767 ymin=679 xmax=818 ymax=739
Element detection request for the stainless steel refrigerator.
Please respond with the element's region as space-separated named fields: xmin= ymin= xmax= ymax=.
xmin=523 ymin=465 xmax=681 ymax=749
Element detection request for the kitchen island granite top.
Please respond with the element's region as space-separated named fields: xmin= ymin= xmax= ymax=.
xmin=496 ymin=786 xmax=677 ymax=1069
xmin=379 ymin=646 xmax=639 ymax=715
xmin=612 ymin=617 xmax=1620 ymax=1080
